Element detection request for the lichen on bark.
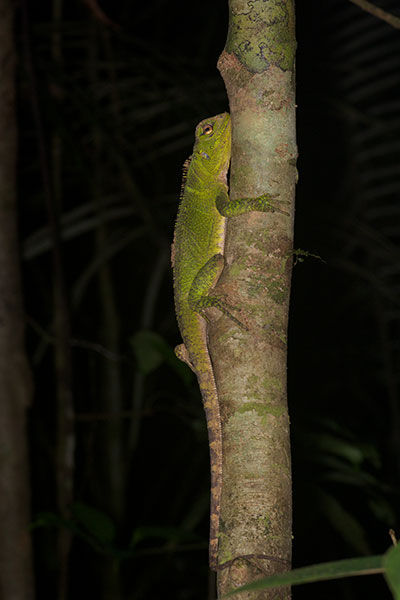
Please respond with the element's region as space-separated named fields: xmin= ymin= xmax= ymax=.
xmin=225 ymin=0 xmax=296 ymax=73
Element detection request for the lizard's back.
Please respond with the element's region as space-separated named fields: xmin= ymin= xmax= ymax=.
xmin=172 ymin=112 xmax=231 ymax=368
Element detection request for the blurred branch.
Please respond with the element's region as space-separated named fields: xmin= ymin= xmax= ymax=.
xmin=27 ymin=316 xmax=129 ymax=363
xmin=23 ymin=203 xmax=135 ymax=260
xmin=21 ymin=2 xmax=75 ymax=595
xmin=348 ymin=0 xmax=400 ymax=29
xmin=71 ymin=227 xmax=145 ymax=307
xmin=128 ymin=248 xmax=169 ymax=457
xmin=82 ymin=0 xmax=120 ymax=30
xmin=75 ymin=409 xmax=153 ymax=421
xmin=0 ymin=0 xmax=34 ymax=597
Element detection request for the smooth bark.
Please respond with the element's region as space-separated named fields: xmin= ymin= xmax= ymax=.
xmin=211 ymin=1 xmax=296 ymax=597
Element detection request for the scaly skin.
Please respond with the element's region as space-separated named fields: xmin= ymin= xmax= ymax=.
xmin=172 ymin=112 xmax=286 ymax=571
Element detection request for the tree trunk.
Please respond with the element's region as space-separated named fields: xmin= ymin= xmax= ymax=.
xmin=212 ymin=1 xmax=296 ymax=597
xmin=0 ymin=0 xmax=35 ymax=598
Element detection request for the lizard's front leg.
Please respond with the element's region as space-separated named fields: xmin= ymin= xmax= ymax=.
xmin=216 ymin=188 xmax=289 ymax=217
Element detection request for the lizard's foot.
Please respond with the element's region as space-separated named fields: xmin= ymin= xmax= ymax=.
xmin=174 ymin=343 xmax=195 ymax=372
xmin=196 ymin=294 xmax=248 ymax=331
xmin=249 ymin=193 xmax=289 ymax=216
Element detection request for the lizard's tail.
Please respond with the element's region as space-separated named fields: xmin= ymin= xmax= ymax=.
xmin=197 ymin=367 xmax=222 ymax=572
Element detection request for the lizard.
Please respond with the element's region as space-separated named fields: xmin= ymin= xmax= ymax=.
xmin=171 ymin=112 xmax=287 ymax=571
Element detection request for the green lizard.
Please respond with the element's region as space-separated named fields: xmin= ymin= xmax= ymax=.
xmin=172 ymin=112 xmax=286 ymax=571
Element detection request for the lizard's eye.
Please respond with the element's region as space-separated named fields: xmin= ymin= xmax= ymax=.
xmin=202 ymin=124 xmax=213 ymax=136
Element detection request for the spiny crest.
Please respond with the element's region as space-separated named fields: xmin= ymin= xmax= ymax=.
xmin=180 ymin=155 xmax=192 ymax=201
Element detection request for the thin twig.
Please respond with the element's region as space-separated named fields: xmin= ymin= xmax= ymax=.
xmin=75 ymin=409 xmax=153 ymax=422
xmin=82 ymin=0 xmax=120 ymax=30
xmin=389 ymin=529 xmax=397 ymax=546
xmin=348 ymin=0 xmax=400 ymax=29
xmin=27 ymin=316 xmax=129 ymax=362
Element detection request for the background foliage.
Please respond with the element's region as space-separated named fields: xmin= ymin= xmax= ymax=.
xmin=17 ymin=0 xmax=400 ymax=598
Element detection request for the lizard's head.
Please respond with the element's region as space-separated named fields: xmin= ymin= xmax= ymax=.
xmin=193 ymin=112 xmax=231 ymax=174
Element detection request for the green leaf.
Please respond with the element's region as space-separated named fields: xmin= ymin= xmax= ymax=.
xmin=71 ymin=502 xmax=115 ymax=544
xmin=130 ymin=330 xmax=166 ymax=375
xmin=30 ymin=511 xmax=66 ymax=530
xmin=309 ymin=432 xmax=364 ymax=466
xmin=129 ymin=525 xmax=196 ymax=549
xmin=368 ymin=497 xmax=397 ymax=525
xmin=130 ymin=329 xmax=192 ymax=385
xmin=317 ymin=488 xmax=370 ymax=555
xmin=222 ymin=555 xmax=384 ymax=597
xmin=384 ymin=543 xmax=400 ymax=599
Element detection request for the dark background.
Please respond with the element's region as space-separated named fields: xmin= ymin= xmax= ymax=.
xmin=17 ymin=0 xmax=400 ymax=598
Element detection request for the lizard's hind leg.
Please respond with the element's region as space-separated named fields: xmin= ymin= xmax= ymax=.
xmin=189 ymin=254 xmax=246 ymax=330
xmin=174 ymin=344 xmax=196 ymax=372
